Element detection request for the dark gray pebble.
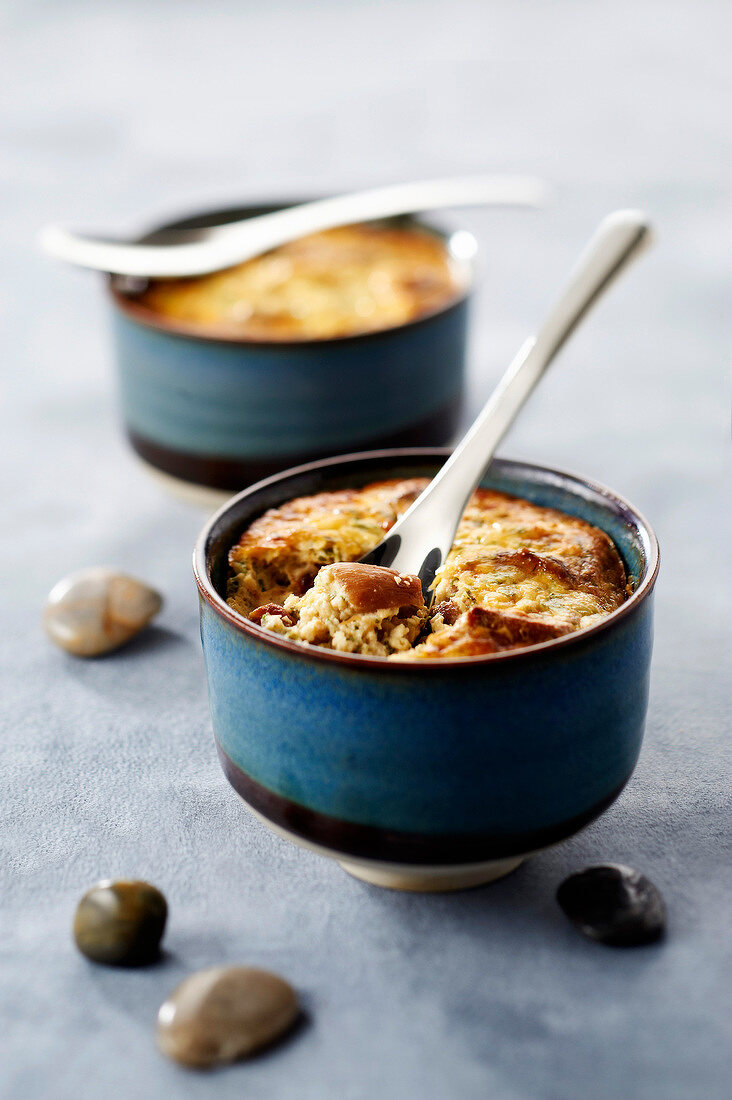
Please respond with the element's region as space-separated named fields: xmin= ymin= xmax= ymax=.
xmin=73 ymin=879 xmax=168 ymax=965
xmin=557 ymin=864 xmax=666 ymax=946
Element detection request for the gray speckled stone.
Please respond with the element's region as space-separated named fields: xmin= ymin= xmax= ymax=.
xmin=44 ymin=567 xmax=162 ymax=656
xmin=157 ymin=967 xmax=299 ymax=1069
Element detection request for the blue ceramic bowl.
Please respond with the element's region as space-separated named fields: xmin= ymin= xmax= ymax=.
xmin=110 ymin=206 xmax=473 ymax=498
xmin=193 ymin=448 xmax=659 ymax=890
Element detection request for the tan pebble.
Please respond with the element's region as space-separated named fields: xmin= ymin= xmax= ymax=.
xmin=44 ymin=567 xmax=162 ymax=657
xmin=156 ymin=965 xmax=299 ymax=1069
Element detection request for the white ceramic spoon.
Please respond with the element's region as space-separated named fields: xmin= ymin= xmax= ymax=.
xmin=38 ymin=175 xmax=545 ymax=278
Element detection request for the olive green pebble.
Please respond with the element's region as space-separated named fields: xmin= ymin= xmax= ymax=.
xmin=73 ymin=879 xmax=168 ymax=966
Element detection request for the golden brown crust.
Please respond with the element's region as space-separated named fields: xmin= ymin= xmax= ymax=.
xmin=227 ymin=477 xmax=629 ymax=659
xmin=409 ymin=607 xmax=574 ymax=660
xmin=226 ymin=478 xmax=428 ymax=616
xmin=327 ymin=563 xmax=424 ymax=614
xmin=133 ymin=225 xmax=460 ymax=342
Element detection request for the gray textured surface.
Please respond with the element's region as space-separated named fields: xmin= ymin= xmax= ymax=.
xmin=2 ymin=2 xmax=731 ymax=1097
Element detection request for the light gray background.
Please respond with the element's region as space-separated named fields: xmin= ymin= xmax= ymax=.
xmin=2 ymin=2 xmax=730 ymax=1098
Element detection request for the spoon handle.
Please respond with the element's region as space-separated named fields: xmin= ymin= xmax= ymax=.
xmin=368 ymin=209 xmax=654 ymax=590
xmin=39 ymin=175 xmax=546 ymax=278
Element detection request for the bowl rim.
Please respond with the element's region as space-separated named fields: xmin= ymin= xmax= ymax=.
xmin=108 ymin=203 xmax=475 ymax=348
xmin=193 ymin=446 xmax=660 ymax=672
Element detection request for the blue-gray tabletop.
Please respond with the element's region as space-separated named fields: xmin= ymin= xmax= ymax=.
xmin=2 ymin=2 xmax=730 ymax=1098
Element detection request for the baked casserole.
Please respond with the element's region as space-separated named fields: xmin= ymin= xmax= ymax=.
xmin=227 ymin=478 xmax=630 ymax=659
xmin=134 ymin=224 xmax=460 ymax=341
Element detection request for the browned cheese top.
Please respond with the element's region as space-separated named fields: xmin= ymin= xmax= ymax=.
xmin=226 ymin=478 xmax=630 ymax=659
xmin=326 ymin=563 xmax=424 ymax=614
xmin=131 ymin=224 xmax=460 ymax=341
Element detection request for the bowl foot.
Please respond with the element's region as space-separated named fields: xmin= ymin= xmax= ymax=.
xmin=338 ymin=855 xmax=525 ymax=892
xmin=232 ymin=788 xmax=529 ymax=892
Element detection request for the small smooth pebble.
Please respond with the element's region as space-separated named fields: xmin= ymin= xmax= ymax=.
xmin=73 ymin=879 xmax=168 ymax=966
xmin=44 ymin=567 xmax=162 ymax=656
xmin=157 ymin=966 xmax=299 ymax=1069
xmin=557 ymin=863 xmax=666 ymax=947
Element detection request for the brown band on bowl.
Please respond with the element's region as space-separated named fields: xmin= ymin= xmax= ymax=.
xmin=127 ymin=396 xmax=461 ymax=491
xmin=218 ymin=744 xmax=631 ymax=865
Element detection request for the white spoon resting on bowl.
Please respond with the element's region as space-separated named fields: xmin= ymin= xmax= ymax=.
xmin=360 ymin=209 xmax=654 ymax=597
xmin=38 ymin=175 xmax=545 ymax=278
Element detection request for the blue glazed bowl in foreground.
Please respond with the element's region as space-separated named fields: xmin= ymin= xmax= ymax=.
xmin=193 ymin=448 xmax=659 ymax=890
xmin=110 ymin=206 xmax=473 ymax=501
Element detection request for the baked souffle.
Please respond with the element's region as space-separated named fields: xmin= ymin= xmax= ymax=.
xmin=226 ymin=478 xmax=630 ymax=659
xmin=133 ymin=224 xmax=461 ymax=341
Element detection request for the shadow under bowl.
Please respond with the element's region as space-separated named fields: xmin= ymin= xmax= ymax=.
xmin=193 ymin=448 xmax=659 ymax=890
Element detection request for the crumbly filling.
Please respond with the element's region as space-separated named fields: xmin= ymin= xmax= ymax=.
xmin=227 ymin=479 xmax=425 ymax=616
xmin=255 ymin=565 xmax=427 ymax=658
xmin=227 ymin=478 xmax=630 ymax=660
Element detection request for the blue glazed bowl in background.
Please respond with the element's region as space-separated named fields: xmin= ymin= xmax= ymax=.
xmin=109 ymin=206 xmax=474 ymax=504
xmin=193 ymin=448 xmax=659 ymax=891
